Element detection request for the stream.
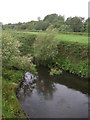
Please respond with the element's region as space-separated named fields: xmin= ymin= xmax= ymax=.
xmin=17 ymin=67 xmax=88 ymax=118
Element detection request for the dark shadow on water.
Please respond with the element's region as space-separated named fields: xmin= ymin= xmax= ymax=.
xmin=17 ymin=67 xmax=88 ymax=118
xmin=37 ymin=67 xmax=88 ymax=95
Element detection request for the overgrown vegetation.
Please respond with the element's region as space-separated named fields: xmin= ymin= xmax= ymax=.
xmin=2 ymin=76 xmax=25 ymax=118
xmin=2 ymin=31 xmax=37 ymax=73
xmin=33 ymin=31 xmax=88 ymax=77
xmin=12 ymin=31 xmax=37 ymax=55
xmin=2 ymin=31 xmax=37 ymax=118
xmin=33 ymin=31 xmax=59 ymax=66
xmin=8 ymin=30 xmax=88 ymax=78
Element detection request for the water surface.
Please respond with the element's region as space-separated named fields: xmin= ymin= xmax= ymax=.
xmin=17 ymin=67 xmax=88 ymax=118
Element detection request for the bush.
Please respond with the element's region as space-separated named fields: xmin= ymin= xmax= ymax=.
xmin=2 ymin=32 xmax=20 ymax=68
xmin=50 ymin=67 xmax=62 ymax=76
xmin=2 ymin=32 xmax=37 ymax=74
xmin=33 ymin=31 xmax=59 ymax=66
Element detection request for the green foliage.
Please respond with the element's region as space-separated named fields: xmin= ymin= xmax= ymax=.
xmin=56 ymin=51 xmax=88 ymax=78
xmin=66 ymin=17 xmax=84 ymax=32
xmin=44 ymin=13 xmax=58 ymax=23
xmin=2 ymin=30 xmax=88 ymax=119
xmin=3 ymin=30 xmax=88 ymax=77
xmin=35 ymin=20 xmax=49 ymax=31
xmin=2 ymin=77 xmax=26 ymax=118
xmin=10 ymin=55 xmax=37 ymax=74
xmin=50 ymin=67 xmax=62 ymax=76
xmin=14 ymin=32 xmax=37 ymax=55
xmin=3 ymin=14 xmax=88 ymax=33
xmin=33 ymin=30 xmax=88 ymax=77
xmin=2 ymin=31 xmax=37 ymax=73
xmin=57 ymin=42 xmax=88 ymax=60
xmin=84 ymin=18 xmax=90 ymax=33
xmin=2 ymin=69 xmax=23 ymax=83
xmin=58 ymin=24 xmax=73 ymax=32
xmin=33 ymin=31 xmax=59 ymax=65
xmin=56 ymin=36 xmax=88 ymax=77
xmin=2 ymin=31 xmax=37 ymax=118
xmin=2 ymin=32 xmax=20 ymax=68
xmin=11 ymin=30 xmax=88 ymax=77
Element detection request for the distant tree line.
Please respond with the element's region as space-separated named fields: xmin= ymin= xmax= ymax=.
xmin=3 ymin=13 xmax=90 ymax=32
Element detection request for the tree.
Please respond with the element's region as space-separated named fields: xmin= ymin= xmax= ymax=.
xmin=44 ymin=14 xmax=58 ymax=23
xmin=35 ymin=20 xmax=49 ymax=31
xmin=66 ymin=17 xmax=84 ymax=32
xmin=84 ymin=18 xmax=90 ymax=32
xmin=27 ymin=21 xmax=36 ymax=30
xmin=53 ymin=15 xmax=65 ymax=28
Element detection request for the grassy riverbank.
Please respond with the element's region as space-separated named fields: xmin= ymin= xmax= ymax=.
xmin=10 ymin=30 xmax=88 ymax=77
xmin=2 ymin=31 xmax=37 ymax=118
xmin=2 ymin=70 xmax=26 ymax=118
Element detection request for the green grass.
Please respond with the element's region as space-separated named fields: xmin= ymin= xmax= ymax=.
xmin=56 ymin=33 xmax=88 ymax=44
xmin=4 ymin=29 xmax=88 ymax=44
xmin=13 ymin=30 xmax=88 ymax=44
xmin=2 ymin=70 xmax=27 ymax=119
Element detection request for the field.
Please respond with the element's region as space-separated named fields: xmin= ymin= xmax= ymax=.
xmin=56 ymin=33 xmax=88 ymax=44
xmin=11 ymin=30 xmax=88 ymax=44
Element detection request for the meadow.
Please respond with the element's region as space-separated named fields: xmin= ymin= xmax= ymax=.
xmin=56 ymin=33 xmax=88 ymax=44
xmin=11 ymin=30 xmax=88 ymax=44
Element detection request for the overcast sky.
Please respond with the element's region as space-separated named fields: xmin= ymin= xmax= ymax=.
xmin=0 ymin=0 xmax=89 ymax=24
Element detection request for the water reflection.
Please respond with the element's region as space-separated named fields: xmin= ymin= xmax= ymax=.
xmin=17 ymin=67 xmax=88 ymax=118
xmin=36 ymin=77 xmax=56 ymax=100
xmin=37 ymin=67 xmax=88 ymax=95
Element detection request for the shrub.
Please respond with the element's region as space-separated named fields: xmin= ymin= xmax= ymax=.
xmin=2 ymin=32 xmax=37 ymax=74
xmin=33 ymin=31 xmax=59 ymax=66
xmin=2 ymin=32 xmax=20 ymax=68
xmin=50 ymin=67 xmax=62 ymax=76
